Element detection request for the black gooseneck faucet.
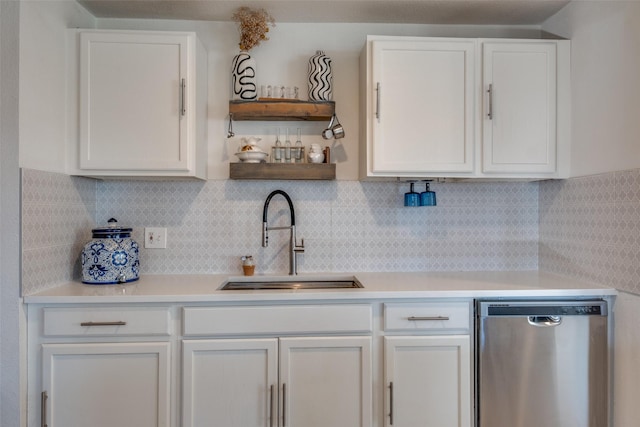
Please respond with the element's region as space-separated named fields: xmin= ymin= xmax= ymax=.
xmin=262 ymin=190 xmax=305 ymax=275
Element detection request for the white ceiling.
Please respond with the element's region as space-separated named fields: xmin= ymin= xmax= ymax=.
xmin=77 ymin=0 xmax=571 ymax=25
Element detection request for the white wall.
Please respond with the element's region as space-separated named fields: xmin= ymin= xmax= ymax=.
xmin=613 ymin=291 xmax=640 ymax=427
xmin=18 ymin=1 xmax=94 ymax=173
xmin=541 ymin=3 xmax=640 ymax=426
xmin=543 ymin=1 xmax=640 ymax=177
xmin=1 ymin=1 xmax=23 ymax=425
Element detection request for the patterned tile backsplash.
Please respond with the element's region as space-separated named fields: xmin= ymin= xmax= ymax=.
xmin=21 ymin=169 xmax=96 ymax=294
xmin=539 ymin=169 xmax=640 ymax=295
xmin=21 ymin=169 xmax=539 ymax=294
xmin=23 ymin=167 xmax=640 ymax=296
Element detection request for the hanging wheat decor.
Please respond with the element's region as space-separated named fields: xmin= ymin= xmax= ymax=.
xmin=232 ymin=6 xmax=276 ymax=51
xmin=230 ymin=7 xmax=275 ymax=100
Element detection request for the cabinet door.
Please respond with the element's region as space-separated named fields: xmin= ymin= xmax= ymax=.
xmin=279 ymin=336 xmax=372 ymax=427
xmin=384 ymin=336 xmax=471 ymax=427
xmin=41 ymin=342 xmax=170 ymax=427
xmin=482 ymin=41 xmax=557 ymax=174
xmin=79 ymin=31 xmax=189 ymax=171
xmin=182 ymin=338 xmax=278 ymax=427
xmin=369 ymin=39 xmax=475 ymax=174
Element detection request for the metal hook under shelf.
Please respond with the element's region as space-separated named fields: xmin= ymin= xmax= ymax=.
xmin=227 ymin=113 xmax=235 ymax=138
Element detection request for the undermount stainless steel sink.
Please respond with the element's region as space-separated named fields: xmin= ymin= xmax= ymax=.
xmin=220 ymin=276 xmax=363 ymax=290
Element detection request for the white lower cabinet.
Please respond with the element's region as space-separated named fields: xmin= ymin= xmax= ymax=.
xmin=384 ymin=336 xmax=471 ymax=427
xmin=182 ymin=336 xmax=372 ymax=427
xmin=382 ymin=301 xmax=472 ymax=427
xmin=28 ymin=300 xmax=473 ymax=427
xmin=41 ymin=342 xmax=171 ymax=427
xmin=182 ymin=338 xmax=277 ymax=427
xmin=279 ymin=336 xmax=372 ymax=427
xmin=28 ymin=305 xmax=173 ymax=427
xmin=181 ymin=304 xmax=373 ymax=427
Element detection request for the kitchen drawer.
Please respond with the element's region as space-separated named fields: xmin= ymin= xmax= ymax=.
xmin=183 ymin=304 xmax=373 ymax=336
xmin=42 ymin=306 xmax=172 ymax=337
xmin=384 ymin=302 xmax=471 ymax=333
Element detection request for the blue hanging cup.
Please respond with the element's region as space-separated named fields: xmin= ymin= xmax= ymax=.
xmin=420 ymin=182 xmax=437 ymax=206
xmin=404 ymin=182 xmax=419 ymax=207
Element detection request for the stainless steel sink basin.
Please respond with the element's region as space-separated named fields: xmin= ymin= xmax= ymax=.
xmin=220 ymin=276 xmax=363 ymax=290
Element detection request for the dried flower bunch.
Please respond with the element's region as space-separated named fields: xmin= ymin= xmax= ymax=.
xmin=232 ymin=7 xmax=275 ymax=51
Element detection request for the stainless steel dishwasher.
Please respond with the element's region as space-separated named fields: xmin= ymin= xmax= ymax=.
xmin=476 ymin=300 xmax=609 ymax=427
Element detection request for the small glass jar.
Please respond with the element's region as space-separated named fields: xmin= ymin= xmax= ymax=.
xmin=241 ymin=255 xmax=255 ymax=276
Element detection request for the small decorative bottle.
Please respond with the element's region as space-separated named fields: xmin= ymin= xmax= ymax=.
xmin=274 ymin=128 xmax=282 ymax=163
xmin=284 ymin=128 xmax=292 ymax=163
xmin=295 ymin=128 xmax=303 ymax=163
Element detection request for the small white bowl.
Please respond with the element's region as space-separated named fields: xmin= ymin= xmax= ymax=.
xmin=236 ymin=151 xmax=268 ymax=163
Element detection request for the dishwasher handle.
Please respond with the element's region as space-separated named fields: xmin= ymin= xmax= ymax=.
xmin=528 ymin=315 xmax=562 ymax=327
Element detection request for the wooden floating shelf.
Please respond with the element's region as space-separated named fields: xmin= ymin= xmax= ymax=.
xmin=230 ymin=163 xmax=336 ymax=180
xmin=229 ymin=100 xmax=335 ymax=121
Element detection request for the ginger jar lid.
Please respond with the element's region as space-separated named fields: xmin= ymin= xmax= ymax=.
xmin=91 ymin=218 xmax=132 ymax=239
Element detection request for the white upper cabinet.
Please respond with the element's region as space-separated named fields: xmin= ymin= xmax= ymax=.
xmin=360 ymin=36 xmax=570 ymax=180
xmin=362 ymin=38 xmax=476 ymax=177
xmin=74 ymin=30 xmax=208 ymax=179
xmin=481 ymin=40 xmax=568 ymax=175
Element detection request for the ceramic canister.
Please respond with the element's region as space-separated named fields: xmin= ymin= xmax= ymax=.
xmin=308 ymin=50 xmax=332 ymax=101
xmin=231 ymin=51 xmax=258 ymax=100
xmin=81 ymin=218 xmax=140 ymax=284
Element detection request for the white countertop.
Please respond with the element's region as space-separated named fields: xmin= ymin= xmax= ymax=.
xmin=23 ymin=271 xmax=617 ymax=304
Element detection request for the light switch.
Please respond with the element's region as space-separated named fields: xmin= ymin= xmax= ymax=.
xmin=144 ymin=227 xmax=167 ymax=249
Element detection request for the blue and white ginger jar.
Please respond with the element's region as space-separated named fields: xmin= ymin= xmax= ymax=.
xmin=81 ymin=218 xmax=140 ymax=284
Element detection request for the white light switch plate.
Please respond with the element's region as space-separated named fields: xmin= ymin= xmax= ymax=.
xmin=144 ymin=227 xmax=167 ymax=249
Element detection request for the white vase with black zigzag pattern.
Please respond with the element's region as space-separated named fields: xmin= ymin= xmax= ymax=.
xmin=308 ymin=50 xmax=332 ymax=101
xmin=231 ymin=51 xmax=257 ymax=100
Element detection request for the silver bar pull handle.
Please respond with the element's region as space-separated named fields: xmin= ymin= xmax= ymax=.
xmin=41 ymin=391 xmax=48 ymax=427
xmin=180 ymin=78 xmax=186 ymax=116
xmin=269 ymin=384 xmax=274 ymax=427
xmin=487 ymin=83 xmax=493 ymax=120
xmin=282 ymin=383 xmax=286 ymax=427
xmin=407 ymin=316 xmax=450 ymax=321
xmin=375 ymin=82 xmax=381 ymax=122
xmin=389 ymin=382 xmax=394 ymax=425
xmin=528 ymin=315 xmax=562 ymax=327
xmin=80 ymin=321 xmax=127 ymax=327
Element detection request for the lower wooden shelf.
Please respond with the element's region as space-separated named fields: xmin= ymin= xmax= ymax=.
xmin=230 ymin=162 xmax=336 ymax=180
